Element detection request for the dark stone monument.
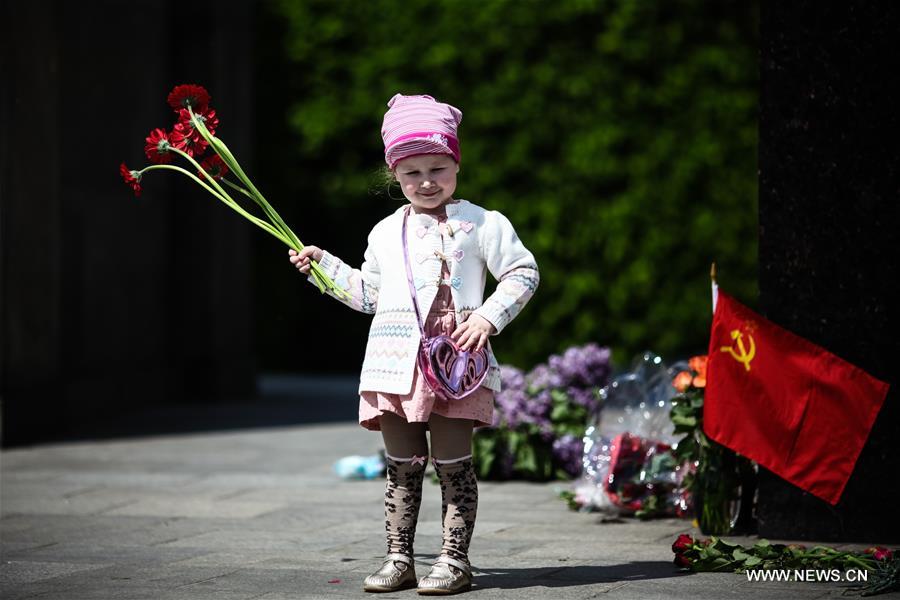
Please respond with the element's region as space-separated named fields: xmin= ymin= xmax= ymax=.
xmin=758 ymin=1 xmax=899 ymax=541
xmin=1 ymin=0 xmax=257 ymax=446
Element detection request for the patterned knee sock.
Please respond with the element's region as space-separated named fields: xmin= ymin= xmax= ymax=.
xmin=432 ymin=454 xmax=478 ymax=563
xmin=383 ymin=453 xmax=427 ymax=557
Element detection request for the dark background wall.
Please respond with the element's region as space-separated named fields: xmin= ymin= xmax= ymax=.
xmin=758 ymin=1 xmax=899 ymax=542
xmin=1 ymin=0 xmax=256 ymax=447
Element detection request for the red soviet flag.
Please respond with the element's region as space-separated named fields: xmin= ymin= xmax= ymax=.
xmin=704 ymin=291 xmax=890 ymax=505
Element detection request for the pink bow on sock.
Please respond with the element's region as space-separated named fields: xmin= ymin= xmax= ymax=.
xmin=410 ymin=455 xmax=426 ymax=466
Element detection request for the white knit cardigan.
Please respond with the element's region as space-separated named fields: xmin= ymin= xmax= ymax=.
xmin=308 ymin=199 xmax=540 ymax=395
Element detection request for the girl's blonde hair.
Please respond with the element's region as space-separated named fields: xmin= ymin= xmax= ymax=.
xmin=371 ymin=165 xmax=404 ymax=202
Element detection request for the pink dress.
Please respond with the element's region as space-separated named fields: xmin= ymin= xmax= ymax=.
xmin=359 ymin=212 xmax=495 ymax=431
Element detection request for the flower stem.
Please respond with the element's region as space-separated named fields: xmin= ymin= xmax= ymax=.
xmin=221 ymin=178 xmax=256 ymax=202
xmin=170 ymin=147 xmax=239 ymax=212
xmin=166 ymin=146 xmax=295 ymax=244
xmin=188 ymin=109 xmax=302 ymax=249
xmin=845 ymin=554 xmax=876 ymax=571
xmin=139 ymin=164 xmax=287 ymax=246
xmin=184 ymin=109 xmax=349 ymax=300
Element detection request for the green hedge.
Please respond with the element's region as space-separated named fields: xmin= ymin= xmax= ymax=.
xmin=255 ymin=0 xmax=758 ymax=369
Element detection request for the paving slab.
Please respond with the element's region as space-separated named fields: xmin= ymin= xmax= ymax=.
xmin=2 ymin=421 xmax=895 ymax=599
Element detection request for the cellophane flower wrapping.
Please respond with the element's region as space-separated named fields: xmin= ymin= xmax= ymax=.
xmin=572 ymin=352 xmax=694 ymax=517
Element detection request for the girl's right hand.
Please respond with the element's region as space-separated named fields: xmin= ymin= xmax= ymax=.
xmin=289 ymin=246 xmax=324 ymax=275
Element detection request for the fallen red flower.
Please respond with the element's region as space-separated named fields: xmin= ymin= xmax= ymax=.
xmin=167 ymin=84 xmax=211 ymax=112
xmin=673 ymin=552 xmax=692 ymax=568
xmin=865 ymin=546 xmax=895 ymax=561
xmin=119 ymin=162 xmax=142 ymax=196
xmin=672 ymin=533 xmax=694 ymax=554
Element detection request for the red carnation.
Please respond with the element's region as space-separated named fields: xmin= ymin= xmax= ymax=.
xmin=167 ymin=84 xmax=211 ymax=112
xmin=177 ymin=107 xmax=219 ymax=138
xmin=865 ymin=546 xmax=894 ymax=561
xmin=171 ymin=122 xmax=209 ymax=158
xmin=144 ymin=128 xmax=175 ymax=164
xmin=672 ymin=534 xmax=694 ymax=554
xmin=199 ymin=154 xmax=229 ymax=180
xmin=119 ymin=163 xmax=142 ymax=196
xmin=174 ymin=107 xmax=218 ymax=158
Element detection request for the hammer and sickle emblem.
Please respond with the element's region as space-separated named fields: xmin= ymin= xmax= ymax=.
xmin=720 ymin=329 xmax=756 ymax=371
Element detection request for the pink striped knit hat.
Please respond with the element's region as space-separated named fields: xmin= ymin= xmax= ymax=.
xmin=382 ymin=94 xmax=462 ymax=170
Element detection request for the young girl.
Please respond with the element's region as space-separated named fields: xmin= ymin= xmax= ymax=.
xmin=289 ymin=94 xmax=539 ymax=594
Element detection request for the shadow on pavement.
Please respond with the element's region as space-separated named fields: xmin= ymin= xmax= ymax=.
xmin=471 ymin=561 xmax=688 ymax=590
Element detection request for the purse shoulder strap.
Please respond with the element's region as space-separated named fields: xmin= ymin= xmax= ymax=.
xmin=401 ymin=205 xmax=428 ymax=339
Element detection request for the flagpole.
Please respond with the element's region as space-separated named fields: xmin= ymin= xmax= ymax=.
xmin=711 ymin=262 xmax=719 ymax=314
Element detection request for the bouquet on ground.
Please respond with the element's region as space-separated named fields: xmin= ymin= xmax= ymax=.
xmin=563 ymin=352 xmax=692 ymax=518
xmin=672 ymin=534 xmax=899 ymax=596
xmin=119 ymin=83 xmax=349 ymax=300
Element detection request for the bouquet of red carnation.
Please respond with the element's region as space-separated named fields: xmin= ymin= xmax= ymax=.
xmin=120 ymin=83 xmax=349 ymax=300
xmin=672 ymin=534 xmax=899 ymax=596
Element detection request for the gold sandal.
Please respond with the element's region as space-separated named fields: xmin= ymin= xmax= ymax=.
xmin=417 ymin=555 xmax=472 ymax=595
xmin=363 ymin=553 xmax=417 ymax=593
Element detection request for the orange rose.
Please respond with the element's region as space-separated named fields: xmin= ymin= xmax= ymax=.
xmin=672 ymin=371 xmax=693 ymax=393
xmin=689 ymin=355 xmax=708 ymax=378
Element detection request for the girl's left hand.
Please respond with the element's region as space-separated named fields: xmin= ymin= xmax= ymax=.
xmin=451 ymin=314 xmax=496 ymax=352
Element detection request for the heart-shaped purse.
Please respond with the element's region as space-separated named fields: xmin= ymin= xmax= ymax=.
xmin=402 ymin=206 xmax=489 ymax=400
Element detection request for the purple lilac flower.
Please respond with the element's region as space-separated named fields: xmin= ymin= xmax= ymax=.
xmin=499 ymin=365 xmax=526 ymax=391
xmin=497 ymin=343 xmax=611 ymax=442
xmin=549 ymin=343 xmax=612 ymax=389
xmin=496 ymin=387 xmax=529 ymax=428
xmin=566 ymin=386 xmax=600 ymax=411
xmin=523 ymin=389 xmax=553 ymax=426
xmin=496 ymin=366 xmax=556 ymax=429
xmin=552 ymin=434 xmax=585 ymax=477
xmin=525 ymin=363 xmax=563 ymax=393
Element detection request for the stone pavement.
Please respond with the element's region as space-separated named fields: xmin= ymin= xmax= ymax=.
xmin=1 ymin=420 xmax=894 ymax=599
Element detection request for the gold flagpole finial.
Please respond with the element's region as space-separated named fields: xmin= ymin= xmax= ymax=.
xmin=710 ymin=262 xmax=717 ymax=283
